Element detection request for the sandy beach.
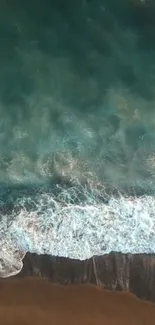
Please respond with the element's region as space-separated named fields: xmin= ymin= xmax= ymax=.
xmin=0 ymin=276 xmax=155 ymax=325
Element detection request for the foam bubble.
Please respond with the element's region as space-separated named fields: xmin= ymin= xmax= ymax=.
xmin=0 ymin=186 xmax=154 ymax=266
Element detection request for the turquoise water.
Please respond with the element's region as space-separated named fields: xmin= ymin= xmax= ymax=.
xmin=0 ymin=0 xmax=155 ymax=194
xmin=1 ymin=1 xmax=155 ymax=273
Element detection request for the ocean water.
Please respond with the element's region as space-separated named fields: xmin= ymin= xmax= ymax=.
xmin=1 ymin=0 xmax=155 ymax=276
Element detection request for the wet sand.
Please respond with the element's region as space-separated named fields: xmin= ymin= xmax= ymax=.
xmin=0 ymin=277 xmax=155 ymax=325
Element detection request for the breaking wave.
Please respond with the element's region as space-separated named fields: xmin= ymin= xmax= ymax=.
xmin=1 ymin=182 xmax=155 ymax=277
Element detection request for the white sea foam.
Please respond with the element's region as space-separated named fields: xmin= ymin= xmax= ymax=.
xmin=0 ymin=185 xmax=155 ymax=277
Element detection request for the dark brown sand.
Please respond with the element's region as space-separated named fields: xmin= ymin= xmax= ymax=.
xmin=0 ymin=277 xmax=155 ymax=325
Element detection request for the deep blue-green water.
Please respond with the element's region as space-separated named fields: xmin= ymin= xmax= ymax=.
xmin=0 ymin=0 xmax=154 ymax=195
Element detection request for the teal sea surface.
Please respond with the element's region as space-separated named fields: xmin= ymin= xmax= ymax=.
xmin=0 ymin=0 xmax=154 ymax=194
xmin=1 ymin=1 xmax=155 ymax=276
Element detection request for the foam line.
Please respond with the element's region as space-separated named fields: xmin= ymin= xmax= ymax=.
xmin=0 ymin=185 xmax=155 ymax=276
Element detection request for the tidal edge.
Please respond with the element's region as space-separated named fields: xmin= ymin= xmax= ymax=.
xmin=13 ymin=252 xmax=155 ymax=303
